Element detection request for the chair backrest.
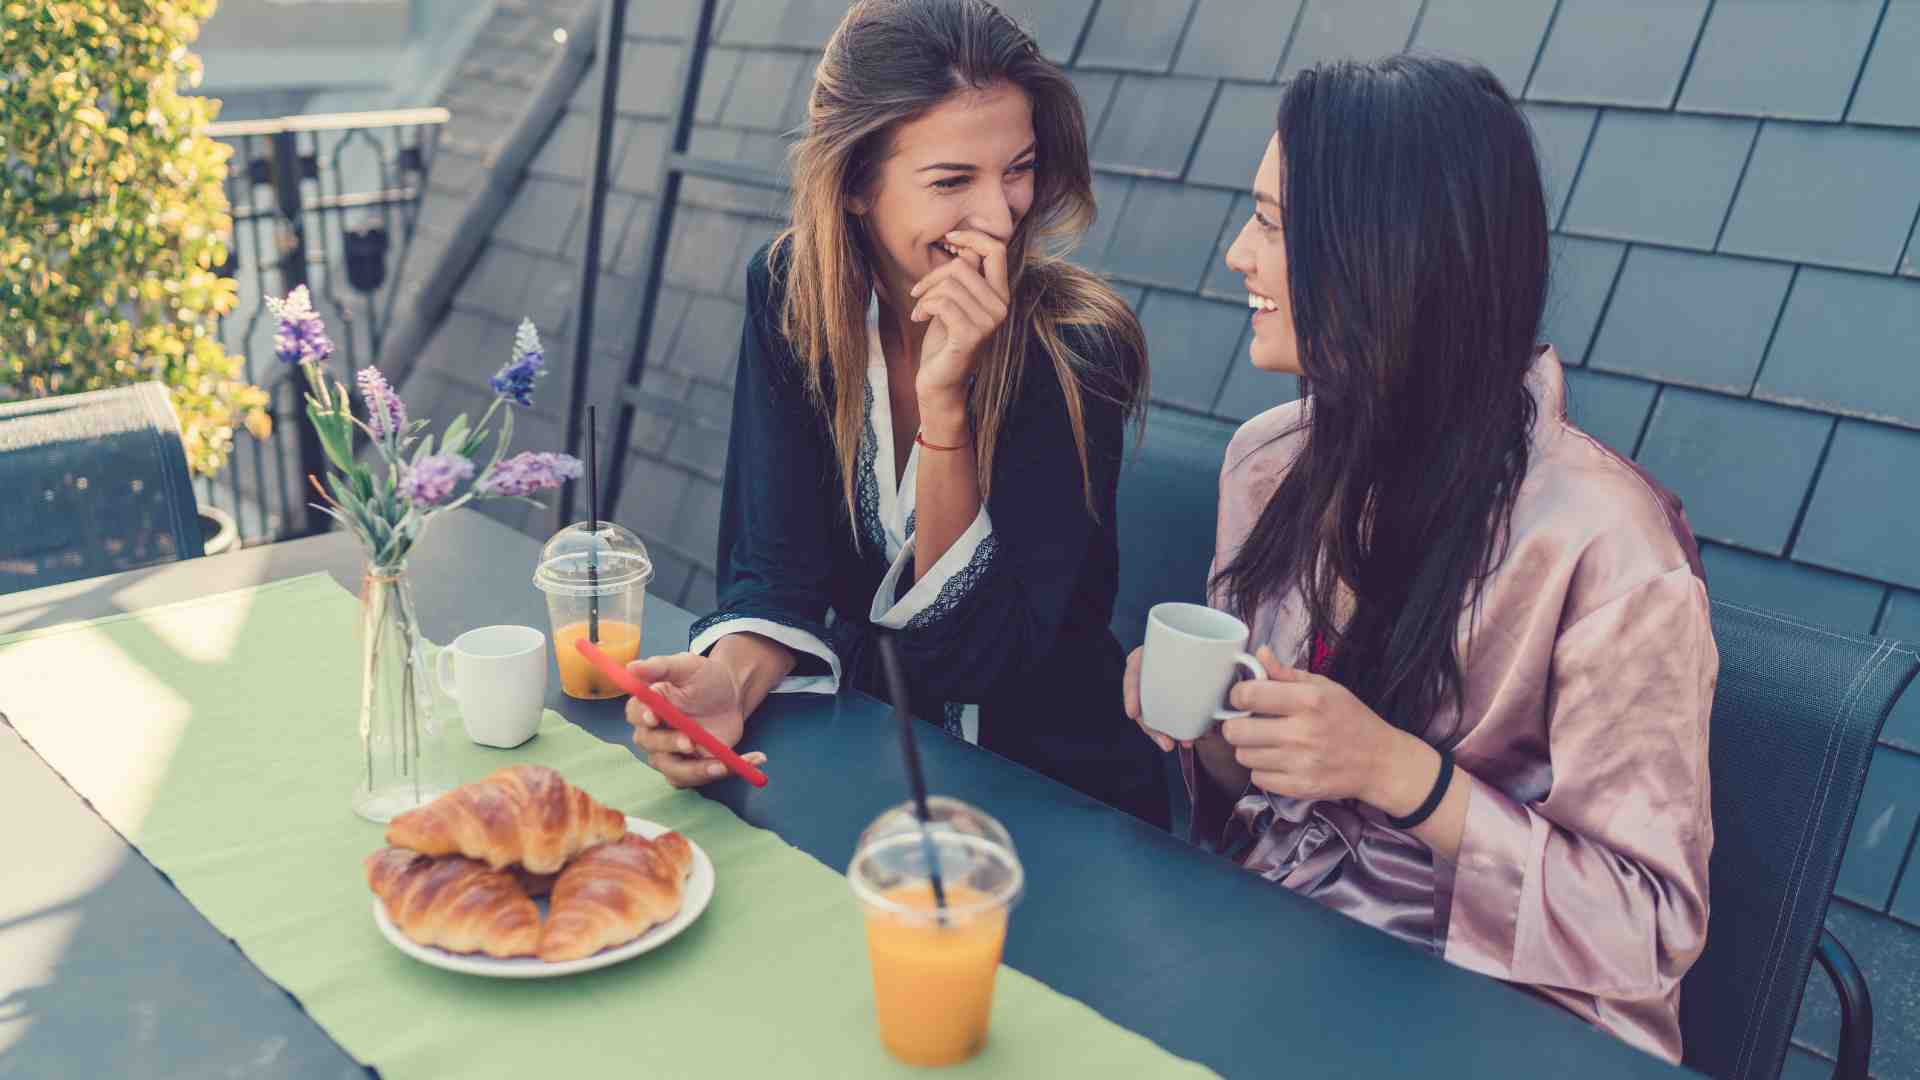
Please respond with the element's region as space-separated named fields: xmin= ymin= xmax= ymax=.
xmin=1681 ymin=602 xmax=1918 ymax=1080
xmin=0 ymin=382 xmax=206 ymax=595
xmin=1111 ymin=407 xmax=1238 ymax=651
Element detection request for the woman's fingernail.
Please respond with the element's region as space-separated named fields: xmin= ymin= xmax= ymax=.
xmin=707 ymin=763 xmax=725 ymax=778
xmin=677 ymin=736 xmax=692 ymax=753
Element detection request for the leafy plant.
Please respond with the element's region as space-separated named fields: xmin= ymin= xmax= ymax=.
xmin=0 ymin=0 xmax=267 ymax=475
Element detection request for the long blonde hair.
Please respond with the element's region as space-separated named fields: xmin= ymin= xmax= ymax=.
xmin=773 ymin=0 xmax=1147 ymax=529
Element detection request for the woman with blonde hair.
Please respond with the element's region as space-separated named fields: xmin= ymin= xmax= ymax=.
xmin=624 ymin=0 xmax=1168 ymax=826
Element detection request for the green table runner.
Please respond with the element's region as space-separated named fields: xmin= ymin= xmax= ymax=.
xmin=0 ymin=573 xmax=1212 ymax=1078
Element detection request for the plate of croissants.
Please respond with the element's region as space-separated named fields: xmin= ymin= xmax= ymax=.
xmin=364 ymin=764 xmax=715 ymax=977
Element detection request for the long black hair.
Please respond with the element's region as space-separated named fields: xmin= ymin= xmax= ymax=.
xmin=1212 ymin=55 xmax=1549 ymax=746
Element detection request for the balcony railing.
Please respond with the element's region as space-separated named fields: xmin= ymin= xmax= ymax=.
xmin=201 ymin=106 xmax=449 ymax=544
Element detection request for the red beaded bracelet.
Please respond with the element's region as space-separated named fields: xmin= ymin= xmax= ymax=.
xmin=915 ymin=432 xmax=970 ymax=452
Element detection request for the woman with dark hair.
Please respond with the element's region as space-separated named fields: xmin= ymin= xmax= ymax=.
xmin=623 ymin=0 xmax=1170 ymax=827
xmin=1125 ymin=56 xmax=1715 ymax=1062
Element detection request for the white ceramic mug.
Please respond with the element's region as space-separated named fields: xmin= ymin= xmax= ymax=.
xmin=434 ymin=625 xmax=547 ymax=748
xmin=1139 ymin=602 xmax=1266 ymax=742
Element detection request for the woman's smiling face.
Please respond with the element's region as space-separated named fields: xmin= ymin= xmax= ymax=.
xmin=1223 ymin=135 xmax=1299 ymax=374
xmin=854 ymin=81 xmax=1037 ymax=302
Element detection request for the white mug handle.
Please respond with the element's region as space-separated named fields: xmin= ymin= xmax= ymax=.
xmin=434 ymin=645 xmax=459 ymax=702
xmin=1210 ymin=653 xmax=1268 ymax=721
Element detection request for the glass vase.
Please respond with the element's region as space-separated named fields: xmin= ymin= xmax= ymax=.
xmin=352 ymin=562 xmax=448 ymax=822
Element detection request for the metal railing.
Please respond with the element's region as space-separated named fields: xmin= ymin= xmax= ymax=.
xmin=558 ymin=0 xmax=785 ymax=526
xmin=200 ymin=106 xmax=448 ymax=544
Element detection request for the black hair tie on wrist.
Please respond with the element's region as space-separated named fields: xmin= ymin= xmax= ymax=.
xmin=1387 ymin=747 xmax=1455 ymax=831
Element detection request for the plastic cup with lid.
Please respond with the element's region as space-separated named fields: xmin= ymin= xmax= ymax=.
xmin=534 ymin=520 xmax=653 ymax=699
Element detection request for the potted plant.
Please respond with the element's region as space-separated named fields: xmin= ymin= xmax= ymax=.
xmin=268 ymin=287 xmax=582 ymax=821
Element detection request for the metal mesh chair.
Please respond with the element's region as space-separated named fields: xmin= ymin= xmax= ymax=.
xmin=1681 ymin=603 xmax=1916 ymax=1080
xmin=0 ymin=382 xmax=206 ymax=595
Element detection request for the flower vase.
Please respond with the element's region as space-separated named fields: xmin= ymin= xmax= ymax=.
xmin=352 ymin=563 xmax=449 ymax=822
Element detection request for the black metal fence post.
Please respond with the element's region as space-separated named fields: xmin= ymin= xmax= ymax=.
xmin=559 ymin=0 xmax=632 ymax=528
xmin=268 ymin=128 xmax=328 ymax=535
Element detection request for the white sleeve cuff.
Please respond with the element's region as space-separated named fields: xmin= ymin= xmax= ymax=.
xmin=870 ymin=508 xmax=995 ymax=630
xmin=688 ymin=617 xmax=840 ymax=694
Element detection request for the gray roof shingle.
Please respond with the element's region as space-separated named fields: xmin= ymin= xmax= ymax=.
xmin=1835 ymin=746 xmax=1920 ymax=909
xmin=615 ymin=42 xmax=685 ymax=117
xmin=1187 ymin=81 xmax=1278 ymax=189
xmin=1069 ymin=70 xmax=1120 ymax=133
xmin=1635 ymin=389 xmax=1832 ymax=554
xmin=1137 ymin=290 xmax=1246 ymax=410
xmin=491 ymin=176 xmax=585 ymax=258
xmin=1719 ymin=121 xmax=1920 ymax=273
xmin=1212 ymin=349 xmax=1298 ymax=422
xmin=1521 ymin=102 xmax=1598 ymax=227
xmin=1200 ymin=193 xmax=1253 ymax=301
xmin=614 ymin=121 xmax=666 ymax=195
xmin=1676 ymin=0 xmax=1883 ymax=121
xmin=1073 ymin=172 xmax=1134 ymax=272
xmin=1090 ymin=74 xmax=1217 ymax=177
xmin=690 ymin=47 xmax=745 ymax=123
xmin=1884 ymin=592 xmax=1920 ymax=752
xmin=455 ymin=242 xmax=538 ymax=321
xmin=1793 ymin=898 xmax=1920 ymax=1074
xmin=1896 ymin=843 xmax=1920 ymax=925
xmin=1100 ymin=179 xmax=1236 ymax=289
xmin=1757 ymin=268 xmax=1920 ymax=427
xmin=1278 ymin=0 xmax=1422 ymax=81
xmin=1795 ymin=420 xmax=1920 ymax=590
xmin=995 ymin=0 xmax=1098 ymax=63
xmin=1560 ymin=110 xmax=1757 ymax=249
xmin=1849 ymin=0 xmax=1920 ymax=128
xmin=1562 ymin=366 xmax=1657 ymax=455
xmin=718 ymin=49 xmax=811 ymax=131
xmin=1587 ymin=247 xmax=1792 ymax=394
xmin=1173 ymin=0 xmax=1297 ymax=82
xmin=1409 ymin=0 xmax=1558 ymax=96
xmin=717 ymin=0 xmax=842 ymax=50
xmin=1541 ymin=235 xmax=1626 ymax=365
xmin=1076 ymin=0 xmax=1196 ymax=73
xmin=1526 ymin=0 xmax=1712 ymax=109
xmin=1698 ymin=543 xmax=1887 ymax=634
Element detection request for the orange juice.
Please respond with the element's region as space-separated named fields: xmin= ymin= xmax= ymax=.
xmin=863 ymin=882 xmax=1008 ymax=1066
xmin=553 ymin=619 xmax=641 ymax=698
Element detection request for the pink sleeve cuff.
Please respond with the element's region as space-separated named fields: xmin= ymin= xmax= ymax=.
xmin=1441 ymin=772 xmax=1539 ymax=980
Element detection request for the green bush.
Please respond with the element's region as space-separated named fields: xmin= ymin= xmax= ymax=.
xmin=1 ymin=0 xmax=267 ymax=476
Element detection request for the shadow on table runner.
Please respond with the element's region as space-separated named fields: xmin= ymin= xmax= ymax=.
xmin=0 ymin=573 xmax=1214 ymax=1079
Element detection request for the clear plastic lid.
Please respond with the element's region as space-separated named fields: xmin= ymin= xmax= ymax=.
xmin=849 ymin=797 xmax=1024 ymax=923
xmin=533 ymin=520 xmax=654 ymax=597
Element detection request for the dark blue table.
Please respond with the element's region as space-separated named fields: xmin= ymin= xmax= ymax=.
xmin=0 ymin=511 xmax=1690 ymax=1078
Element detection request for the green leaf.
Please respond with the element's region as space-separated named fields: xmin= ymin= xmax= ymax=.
xmin=411 ymin=434 xmax=436 ymax=468
xmin=488 ymin=407 xmax=515 ymax=470
xmin=442 ymin=413 xmax=470 ymax=457
xmin=306 ymin=403 xmax=358 ymax=475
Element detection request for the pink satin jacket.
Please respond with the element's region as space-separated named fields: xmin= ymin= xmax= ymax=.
xmin=1187 ymin=349 xmax=1716 ymax=1064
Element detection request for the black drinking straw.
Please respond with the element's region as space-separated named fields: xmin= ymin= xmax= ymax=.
xmin=877 ymin=634 xmax=949 ymax=919
xmin=587 ymin=405 xmax=600 ymax=643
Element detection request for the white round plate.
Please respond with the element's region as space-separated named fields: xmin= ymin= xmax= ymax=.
xmin=372 ymin=816 xmax=715 ymax=978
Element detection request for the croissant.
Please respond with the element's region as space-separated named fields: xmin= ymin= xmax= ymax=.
xmin=537 ymin=832 xmax=695 ymax=962
xmin=385 ymin=764 xmax=627 ymax=873
xmin=364 ymin=847 xmax=541 ymax=958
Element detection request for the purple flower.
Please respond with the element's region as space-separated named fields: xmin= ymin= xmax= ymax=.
xmin=356 ymin=367 xmax=407 ymax=440
xmin=400 ymin=453 xmax=474 ymax=507
xmin=474 ymin=451 xmax=583 ymax=498
xmin=488 ymin=319 xmax=546 ymax=406
xmin=265 ymin=286 xmax=335 ymax=366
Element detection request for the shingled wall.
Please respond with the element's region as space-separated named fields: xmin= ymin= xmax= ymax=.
xmin=388 ymin=4 xmax=1920 ymax=1073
